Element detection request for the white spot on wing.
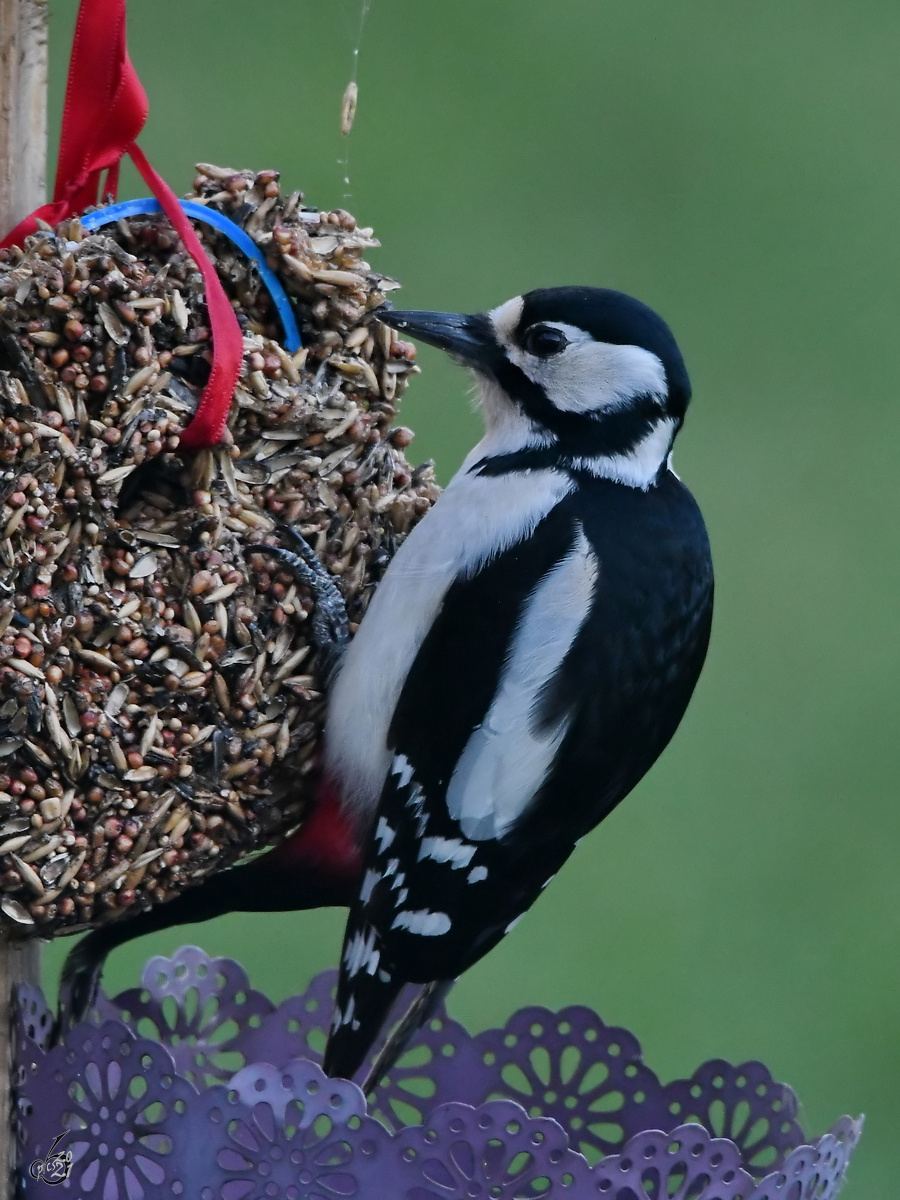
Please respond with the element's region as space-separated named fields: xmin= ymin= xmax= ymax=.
xmin=343 ymin=927 xmax=380 ymax=977
xmin=360 ymin=869 xmax=380 ymax=904
xmin=339 ymin=995 xmax=356 ymax=1028
xmin=391 ymin=909 xmax=452 ymax=936
xmin=375 ymin=818 xmax=395 ymax=852
xmin=418 ymin=836 xmax=476 ymax=869
xmin=446 ymin=526 xmax=598 ymax=841
xmin=468 ymin=865 xmax=488 ymax=883
xmin=392 ymin=754 xmax=414 ymax=787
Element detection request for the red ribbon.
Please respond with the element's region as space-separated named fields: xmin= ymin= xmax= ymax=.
xmin=0 ymin=0 xmax=242 ymax=450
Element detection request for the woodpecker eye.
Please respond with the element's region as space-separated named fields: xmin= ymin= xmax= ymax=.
xmin=522 ymin=324 xmax=568 ymax=358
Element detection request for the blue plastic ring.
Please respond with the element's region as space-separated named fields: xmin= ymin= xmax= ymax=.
xmin=78 ymin=198 xmax=301 ymax=352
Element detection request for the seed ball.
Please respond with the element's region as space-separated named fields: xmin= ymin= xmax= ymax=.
xmin=0 ymin=163 xmax=438 ymax=940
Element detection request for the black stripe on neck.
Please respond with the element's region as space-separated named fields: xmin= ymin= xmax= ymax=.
xmin=472 ymin=402 xmax=676 ymax=479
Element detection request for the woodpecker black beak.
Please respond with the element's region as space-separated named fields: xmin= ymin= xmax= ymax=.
xmin=380 ymin=309 xmax=495 ymax=369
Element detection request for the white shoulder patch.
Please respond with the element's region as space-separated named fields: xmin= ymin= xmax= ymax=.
xmin=325 ymin=455 xmax=573 ymax=818
xmin=445 ymin=525 xmax=598 ymax=841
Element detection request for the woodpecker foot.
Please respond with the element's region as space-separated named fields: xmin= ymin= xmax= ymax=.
xmin=249 ymin=529 xmax=350 ymax=683
xmin=54 ymin=927 xmax=112 ymax=1043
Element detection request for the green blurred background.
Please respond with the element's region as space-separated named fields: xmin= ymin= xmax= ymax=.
xmin=40 ymin=1 xmax=900 ymax=1194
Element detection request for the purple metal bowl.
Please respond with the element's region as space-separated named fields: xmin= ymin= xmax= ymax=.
xmin=14 ymin=946 xmax=861 ymax=1198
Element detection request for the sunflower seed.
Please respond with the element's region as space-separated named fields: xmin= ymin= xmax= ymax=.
xmin=1 ymin=897 xmax=33 ymax=925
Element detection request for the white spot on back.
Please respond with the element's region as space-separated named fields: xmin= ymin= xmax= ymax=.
xmin=446 ymin=525 xmax=598 ymax=841
xmin=391 ymin=909 xmax=452 ymax=936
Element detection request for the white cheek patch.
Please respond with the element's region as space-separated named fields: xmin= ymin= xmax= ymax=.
xmin=507 ymin=322 xmax=668 ymax=414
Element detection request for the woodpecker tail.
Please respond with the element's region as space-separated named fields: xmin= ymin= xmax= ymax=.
xmin=323 ymin=964 xmax=404 ymax=1084
xmin=323 ymin=945 xmax=455 ymax=1087
xmin=360 ymin=978 xmax=455 ymax=1093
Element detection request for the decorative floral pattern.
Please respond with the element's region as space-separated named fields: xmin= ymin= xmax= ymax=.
xmin=113 ymin=946 xmax=275 ymax=1087
xmin=593 ymin=1123 xmax=751 ymax=1200
xmin=14 ymin=946 xmax=862 ymax=1198
xmin=18 ymin=1019 xmax=198 ymax=1198
xmin=660 ymin=1060 xmax=804 ymax=1176
xmin=472 ymin=1004 xmax=669 ymax=1161
xmin=390 ymin=1100 xmax=594 ymax=1198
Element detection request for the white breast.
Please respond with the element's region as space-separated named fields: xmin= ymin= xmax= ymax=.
xmin=324 ymin=446 xmax=573 ymax=820
xmin=445 ymin=525 xmax=598 ymax=840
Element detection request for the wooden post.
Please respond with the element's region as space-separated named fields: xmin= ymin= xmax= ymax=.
xmin=0 ymin=0 xmax=47 ymax=234
xmin=0 ymin=3 xmax=47 ymax=1190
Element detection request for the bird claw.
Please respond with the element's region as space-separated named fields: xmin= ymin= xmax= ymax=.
xmin=248 ymin=530 xmax=350 ymax=684
xmin=54 ymin=938 xmax=106 ymax=1044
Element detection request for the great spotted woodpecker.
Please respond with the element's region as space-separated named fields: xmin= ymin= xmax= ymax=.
xmin=320 ymin=286 xmax=713 ymax=1086
xmin=58 ymin=287 xmax=712 ymax=1081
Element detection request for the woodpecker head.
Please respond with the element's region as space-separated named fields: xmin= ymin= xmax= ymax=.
xmin=382 ymin=286 xmax=691 ymax=488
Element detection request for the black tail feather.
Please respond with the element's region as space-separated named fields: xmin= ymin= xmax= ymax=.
xmin=323 ymin=969 xmax=404 ymax=1084
xmin=361 ymin=978 xmax=455 ymax=1094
